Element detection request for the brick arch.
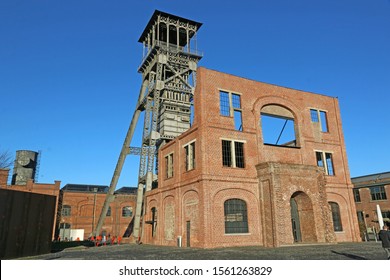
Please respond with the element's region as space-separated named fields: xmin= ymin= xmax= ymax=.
xmin=290 ymin=191 xmax=317 ymax=243
xmin=252 ymin=95 xmax=302 ymax=120
xmin=327 ymin=192 xmax=354 ymax=242
xmin=211 ymin=187 xmax=261 ymax=246
xmin=162 ymin=195 xmax=176 ymax=244
xmin=182 ymin=190 xmax=200 ymax=247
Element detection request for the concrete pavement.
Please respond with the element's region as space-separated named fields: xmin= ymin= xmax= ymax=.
xmin=21 ymin=241 xmax=388 ymax=260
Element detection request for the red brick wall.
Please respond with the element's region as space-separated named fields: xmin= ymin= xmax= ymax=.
xmin=145 ymin=67 xmax=360 ymax=248
xmin=0 ymin=169 xmax=9 ymax=188
xmin=60 ymin=191 xmax=137 ymax=239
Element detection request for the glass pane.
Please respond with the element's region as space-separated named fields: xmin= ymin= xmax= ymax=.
xmin=231 ymin=94 xmax=241 ymax=109
xmin=222 ymin=140 xmax=232 ymax=167
xmin=234 ymin=142 xmax=245 ymax=168
xmin=234 ymin=110 xmax=243 ymax=131
xmin=310 ymin=109 xmax=319 ymax=122
xmin=220 ymin=91 xmax=230 ymax=116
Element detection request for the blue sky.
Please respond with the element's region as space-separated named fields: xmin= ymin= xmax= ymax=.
xmin=1 ymin=0 xmax=389 ymax=188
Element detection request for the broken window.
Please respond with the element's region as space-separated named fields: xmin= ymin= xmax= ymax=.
xmin=260 ymin=105 xmax=297 ymax=147
xmin=219 ymin=91 xmax=243 ymax=131
xmin=165 ymin=153 xmax=174 ymax=178
xmin=316 ymin=151 xmax=335 ymax=176
xmin=224 ymin=199 xmax=248 ymax=234
xmin=222 ymin=140 xmax=245 ymax=168
xmin=310 ymin=109 xmax=328 ymax=133
xmin=184 ymin=141 xmax=196 ymax=171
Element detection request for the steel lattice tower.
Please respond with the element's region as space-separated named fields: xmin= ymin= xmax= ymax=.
xmin=94 ymin=10 xmax=202 ymax=241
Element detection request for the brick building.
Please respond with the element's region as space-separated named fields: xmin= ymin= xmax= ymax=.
xmin=352 ymin=172 xmax=390 ymax=239
xmin=142 ymin=67 xmax=361 ymax=248
xmin=59 ymin=184 xmax=137 ymax=240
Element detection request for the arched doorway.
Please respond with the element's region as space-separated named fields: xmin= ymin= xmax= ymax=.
xmin=290 ymin=192 xmax=317 ymax=243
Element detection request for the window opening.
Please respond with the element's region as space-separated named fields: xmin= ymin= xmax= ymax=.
xmin=219 ymin=91 xmax=230 ymax=116
xmin=222 ymin=140 xmax=232 ymax=167
xmin=311 ymin=109 xmax=328 ymax=132
xmin=61 ymin=205 xmax=71 ymax=216
xmin=320 ymin=111 xmax=328 ymax=132
xmin=370 ymin=186 xmax=387 ymax=201
xmin=220 ymin=91 xmax=243 ymax=131
xmin=184 ymin=141 xmax=196 ymax=171
xmin=353 ymin=189 xmax=361 ymax=203
xmin=224 ymin=199 xmax=248 ymax=234
xmin=329 ymin=202 xmax=343 ymax=232
xmin=122 ymin=206 xmax=133 ymax=217
xmin=316 ymin=151 xmax=335 ymax=176
xmin=165 ymin=153 xmax=174 ymax=178
xmin=222 ymin=140 xmax=245 ymax=168
xmin=261 ymin=113 xmax=297 ymax=147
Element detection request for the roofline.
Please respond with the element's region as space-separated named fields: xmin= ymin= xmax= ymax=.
xmin=198 ymin=67 xmax=339 ymax=99
xmin=351 ymin=171 xmax=390 ymax=180
xmin=138 ymin=10 xmax=202 ymax=43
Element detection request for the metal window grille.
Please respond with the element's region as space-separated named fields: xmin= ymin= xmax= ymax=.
xmin=329 ymin=202 xmax=343 ymax=232
xmin=220 ymin=91 xmax=230 ymax=116
xmin=234 ymin=142 xmax=245 ymax=168
xmin=310 ymin=109 xmax=319 ymax=122
xmin=224 ymin=199 xmax=248 ymax=234
xmin=222 ymin=140 xmax=232 ymax=167
xmin=231 ymin=94 xmax=241 ymax=109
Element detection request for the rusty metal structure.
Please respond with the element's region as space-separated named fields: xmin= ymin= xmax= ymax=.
xmin=94 ymin=10 xmax=202 ymax=240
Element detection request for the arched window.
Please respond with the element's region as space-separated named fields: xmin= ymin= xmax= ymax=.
xmin=224 ymin=199 xmax=248 ymax=234
xmin=122 ymin=206 xmax=133 ymax=217
xmin=61 ymin=205 xmax=71 ymax=217
xmin=106 ymin=206 xmax=111 ymax=217
xmin=329 ymin=202 xmax=343 ymax=232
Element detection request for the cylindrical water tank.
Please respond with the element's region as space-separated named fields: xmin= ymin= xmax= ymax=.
xmin=11 ymin=150 xmax=39 ymax=185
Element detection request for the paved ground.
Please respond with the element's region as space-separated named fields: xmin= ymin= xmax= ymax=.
xmin=21 ymin=241 xmax=388 ymax=260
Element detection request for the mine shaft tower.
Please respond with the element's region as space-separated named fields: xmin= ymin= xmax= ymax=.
xmin=94 ymin=10 xmax=203 ymax=240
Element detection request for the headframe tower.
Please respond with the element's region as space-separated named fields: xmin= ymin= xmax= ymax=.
xmin=94 ymin=10 xmax=203 ymax=240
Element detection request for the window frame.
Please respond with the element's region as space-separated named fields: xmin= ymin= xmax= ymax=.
xmin=224 ymin=198 xmax=249 ymax=234
xmin=183 ymin=140 xmax=196 ymax=171
xmin=122 ymin=206 xmax=133 ymax=217
xmin=329 ymin=202 xmax=343 ymax=232
xmin=221 ymin=139 xmax=245 ymax=168
xmin=315 ymin=151 xmax=335 ymax=176
xmin=219 ymin=90 xmax=243 ymax=131
xmin=310 ymin=108 xmax=329 ymax=133
xmin=165 ymin=152 xmax=174 ymax=179
xmin=353 ymin=188 xmax=361 ymax=203
xmin=61 ymin=205 xmax=71 ymax=217
xmin=370 ymin=186 xmax=387 ymax=201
